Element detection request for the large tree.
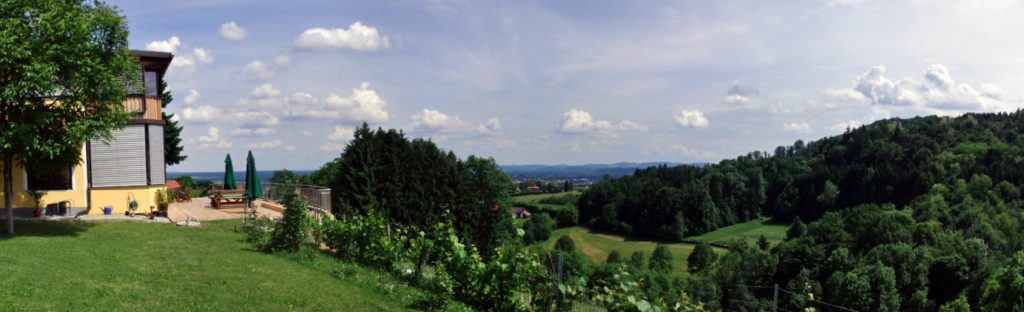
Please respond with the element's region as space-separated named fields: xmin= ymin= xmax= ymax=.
xmin=0 ymin=0 xmax=136 ymax=234
xmin=161 ymin=80 xmax=186 ymax=166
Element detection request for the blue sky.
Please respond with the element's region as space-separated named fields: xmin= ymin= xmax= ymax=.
xmin=114 ymin=0 xmax=1024 ymax=171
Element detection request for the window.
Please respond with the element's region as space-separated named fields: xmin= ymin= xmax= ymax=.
xmin=144 ymin=71 xmax=159 ymax=97
xmin=27 ymin=167 xmax=73 ymax=191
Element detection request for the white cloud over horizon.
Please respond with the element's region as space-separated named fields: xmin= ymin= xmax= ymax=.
xmin=120 ymin=0 xmax=1024 ymax=171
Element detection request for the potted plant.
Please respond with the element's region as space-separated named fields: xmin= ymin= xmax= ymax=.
xmin=28 ymin=190 xmax=45 ymax=218
xmin=155 ymin=189 xmax=170 ymax=213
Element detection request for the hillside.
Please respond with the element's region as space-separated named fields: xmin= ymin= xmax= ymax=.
xmin=577 ymin=111 xmax=1024 ymax=311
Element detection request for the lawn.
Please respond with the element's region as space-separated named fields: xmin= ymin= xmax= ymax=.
xmin=0 ymin=220 xmax=425 ymax=311
xmin=685 ymin=218 xmax=789 ymax=246
xmin=539 ymin=227 xmax=715 ymax=276
xmin=512 ymin=191 xmax=579 ymax=204
xmin=539 ymin=219 xmax=787 ymax=276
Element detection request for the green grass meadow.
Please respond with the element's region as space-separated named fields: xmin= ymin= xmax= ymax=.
xmin=538 ymin=218 xmax=787 ymax=276
xmin=0 ymin=220 xmax=425 ymax=311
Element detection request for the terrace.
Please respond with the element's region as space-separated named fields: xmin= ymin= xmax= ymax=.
xmin=166 ymin=182 xmax=332 ymax=222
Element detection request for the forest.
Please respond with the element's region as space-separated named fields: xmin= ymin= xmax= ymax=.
xmin=577 ymin=111 xmax=1024 ymax=310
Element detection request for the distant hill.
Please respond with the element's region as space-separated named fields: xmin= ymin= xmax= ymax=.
xmin=167 ymin=170 xmax=313 ymax=183
xmin=500 ymin=162 xmax=698 ymax=180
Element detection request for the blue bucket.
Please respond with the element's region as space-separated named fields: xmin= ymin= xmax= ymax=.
xmin=102 ymin=206 xmax=113 ymax=215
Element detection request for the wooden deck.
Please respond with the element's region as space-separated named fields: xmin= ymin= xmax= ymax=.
xmin=167 ymin=197 xmax=281 ymax=222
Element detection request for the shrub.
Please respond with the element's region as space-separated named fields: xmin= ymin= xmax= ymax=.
xmin=629 ymin=251 xmax=646 ymax=269
xmin=523 ymin=213 xmax=553 ymax=244
xmin=268 ymin=192 xmax=311 ymax=252
xmin=649 ymin=245 xmax=673 ymax=272
xmin=688 ymin=243 xmax=717 ymax=274
xmin=606 ymin=250 xmax=623 ymax=264
xmin=555 ymin=235 xmax=576 ymax=253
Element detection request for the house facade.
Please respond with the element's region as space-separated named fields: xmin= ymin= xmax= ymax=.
xmin=0 ymin=50 xmax=173 ymax=217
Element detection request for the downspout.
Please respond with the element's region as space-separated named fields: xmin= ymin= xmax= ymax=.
xmin=82 ymin=141 xmax=92 ymax=216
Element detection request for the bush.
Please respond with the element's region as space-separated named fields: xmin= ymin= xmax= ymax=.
xmin=268 ymin=192 xmax=311 ymax=252
xmin=523 ymin=213 xmax=553 ymax=244
xmin=555 ymin=235 xmax=576 ymax=253
xmin=649 ymin=245 xmax=673 ymax=272
xmin=606 ymin=250 xmax=623 ymax=264
xmin=688 ymin=243 xmax=717 ymax=274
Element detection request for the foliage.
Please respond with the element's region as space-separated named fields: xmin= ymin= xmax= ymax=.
xmin=270 ymin=169 xmax=302 ymax=185
xmin=267 ymin=192 xmax=311 ymax=252
xmin=786 ymin=217 xmax=806 ymax=240
xmin=649 ymin=245 xmax=674 ymax=272
xmin=522 ymin=213 xmax=553 ymax=244
xmin=160 ymin=79 xmax=186 ymax=166
xmin=687 ymin=243 xmax=716 ymax=274
xmin=980 ymin=251 xmax=1024 ymax=311
xmin=555 ymin=235 xmax=576 ymax=253
xmin=1 ymin=0 xmax=137 ymax=234
xmin=607 ymin=250 xmax=624 ymax=264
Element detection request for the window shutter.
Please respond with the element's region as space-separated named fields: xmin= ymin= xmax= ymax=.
xmin=90 ymin=125 xmax=148 ymax=187
xmin=148 ymin=125 xmax=165 ymax=184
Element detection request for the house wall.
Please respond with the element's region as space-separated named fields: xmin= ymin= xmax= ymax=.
xmin=0 ymin=148 xmax=89 ymax=214
xmin=89 ymin=185 xmax=165 ymax=216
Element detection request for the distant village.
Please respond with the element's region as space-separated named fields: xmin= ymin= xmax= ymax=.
xmin=513 ymin=178 xmax=592 ymax=194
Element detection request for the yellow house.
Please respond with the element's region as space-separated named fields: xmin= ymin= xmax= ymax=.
xmin=0 ymin=50 xmax=174 ymax=217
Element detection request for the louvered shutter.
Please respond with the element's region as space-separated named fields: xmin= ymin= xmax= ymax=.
xmin=90 ymin=125 xmax=148 ymax=187
xmin=148 ymin=125 xmax=165 ymax=184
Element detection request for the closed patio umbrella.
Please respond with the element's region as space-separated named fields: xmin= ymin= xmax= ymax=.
xmin=224 ymin=154 xmax=237 ymax=189
xmin=245 ymin=150 xmax=263 ymax=201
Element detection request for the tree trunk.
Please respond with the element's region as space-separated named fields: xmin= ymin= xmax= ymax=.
xmin=4 ymin=153 xmax=14 ymax=234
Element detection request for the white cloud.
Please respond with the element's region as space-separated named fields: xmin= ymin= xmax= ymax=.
xmin=327 ymin=126 xmax=355 ymax=142
xmin=294 ymin=22 xmax=390 ymax=51
xmin=275 ymin=55 xmax=291 ymax=66
xmin=181 ymin=106 xmax=221 ymax=122
xmin=193 ymin=48 xmax=214 ymax=64
xmin=831 ymin=120 xmax=862 ymax=131
xmin=240 ymin=60 xmax=276 ymax=81
xmin=250 ymin=84 xmax=281 ymax=98
xmin=844 ymin=64 xmax=1016 ymax=113
xmin=231 ymin=127 xmax=277 ymax=136
xmin=184 ymin=89 xmax=201 ymax=104
xmin=232 ymin=111 xmax=279 ymax=127
xmin=220 ymin=22 xmax=246 ymax=41
xmin=555 ymin=109 xmax=644 ymax=135
xmin=170 ymin=55 xmax=196 ymax=74
xmin=146 ymin=36 xmax=180 ymax=53
xmin=247 ymin=140 xmax=283 ymax=150
xmin=197 ymin=127 xmax=232 ymax=149
xmin=301 ymin=131 xmax=313 ymax=137
xmin=673 ymin=110 xmax=709 ymax=128
xmin=319 ymin=142 xmax=347 ymax=152
xmin=286 ymin=82 xmax=389 ymax=123
xmin=409 ymin=109 xmax=501 ymax=135
xmin=782 ymin=122 xmax=812 ymax=133
xmin=724 ymin=95 xmax=750 ymax=106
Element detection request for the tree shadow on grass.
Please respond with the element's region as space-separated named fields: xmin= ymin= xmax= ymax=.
xmin=0 ymin=220 xmax=93 ymax=240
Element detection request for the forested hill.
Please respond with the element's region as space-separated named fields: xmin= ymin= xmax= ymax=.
xmin=579 ymin=111 xmax=1024 ymax=241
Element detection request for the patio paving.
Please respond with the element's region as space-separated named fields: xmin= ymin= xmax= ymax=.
xmin=167 ymin=197 xmax=282 ymax=222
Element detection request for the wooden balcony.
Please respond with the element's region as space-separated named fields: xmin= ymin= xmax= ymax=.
xmin=124 ymin=95 xmax=163 ymax=123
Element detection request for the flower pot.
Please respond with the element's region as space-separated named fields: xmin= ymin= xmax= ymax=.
xmin=33 ymin=209 xmax=42 ymax=218
xmin=102 ymin=206 xmax=113 ymax=215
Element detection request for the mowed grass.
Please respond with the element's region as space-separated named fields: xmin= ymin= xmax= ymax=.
xmin=512 ymin=191 xmax=580 ymax=204
xmin=685 ymin=218 xmax=789 ymax=246
xmin=540 ymin=227 xmax=717 ymax=276
xmin=0 ymin=220 xmax=422 ymax=311
xmin=539 ymin=219 xmax=787 ymax=275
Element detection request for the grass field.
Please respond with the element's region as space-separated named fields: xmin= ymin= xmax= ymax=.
xmin=685 ymin=218 xmax=789 ymax=246
xmin=0 ymin=220 xmax=426 ymax=311
xmin=538 ymin=218 xmax=787 ymax=275
xmin=512 ymin=191 xmax=580 ymax=204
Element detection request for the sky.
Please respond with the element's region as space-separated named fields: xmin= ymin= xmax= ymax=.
xmin=112 ymin=0 xmax=1024 ymax=172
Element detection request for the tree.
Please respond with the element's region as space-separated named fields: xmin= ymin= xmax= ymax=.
xmin=1 ymin=1 xmax=137 ymax=234
xmin=606 ymin=250 xmax=623 ymax=264
xmin=555 ymin=235 xmax=576 ymax=253
xmin=787 ymin=217 xmax=807 ymax=240
xmin=817 ymin=180 xmax=840 ymax=211
xmin=270 ymin=169 xmax=301 ymax=185
xmin=687 ymin=243 xmax=717 ymax=273
xmin=630 ymin=251 xmax=646 ymax=269
xmin=268 ymin=192 xmax=310 ymax=252
xmin=160 ymin=79 xmax=186 ymax=166
xmin=649 ymin=245 xmax=674 ymax=272
xmin=980 ymin=251 xmax=1024 ymax=311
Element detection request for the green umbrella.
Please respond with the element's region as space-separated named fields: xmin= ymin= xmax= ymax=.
xmin=245 ymin=150 xmax=263 ymax=200
xmin=223 ymin=154 xmax=237 ymax=190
